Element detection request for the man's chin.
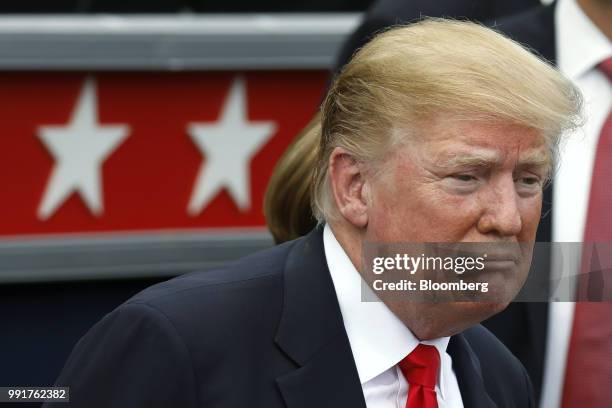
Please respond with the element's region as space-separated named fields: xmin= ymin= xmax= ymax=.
xmin=388 ymin=300 xmax=511 ymax=340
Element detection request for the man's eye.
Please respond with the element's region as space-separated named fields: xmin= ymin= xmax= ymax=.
xmin=443 ymin=173 xmax=481 ymax=193
xmin=516 ymin=176 xmax=541 ymax=186
xmin=452 ymin=174 xmax=477 ymax=182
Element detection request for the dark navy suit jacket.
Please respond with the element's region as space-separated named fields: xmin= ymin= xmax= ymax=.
xmin=47 ymin=228 xmax=534 ymax=407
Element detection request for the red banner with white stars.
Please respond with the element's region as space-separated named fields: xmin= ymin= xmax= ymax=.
xmin=0 ymin=71 xmax=327 ymax=236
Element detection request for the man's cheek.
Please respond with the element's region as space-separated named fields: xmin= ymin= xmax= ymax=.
xmin=520 ymin=197 xmax=543 ymax=232
xmin=434 ymin=193 xmax=480 ymax=218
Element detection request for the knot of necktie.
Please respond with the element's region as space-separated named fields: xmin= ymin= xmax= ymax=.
xmin=599 ymin=56 xmax=612 ymax=81
xmin=398 ymin=344 xmax=440 ymax=389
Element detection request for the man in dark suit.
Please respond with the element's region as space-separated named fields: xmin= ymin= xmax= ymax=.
xmin=47 ymin=19 xmax=582 ymax=407
xmin=333 ymin=5 xmax=549 ymax=399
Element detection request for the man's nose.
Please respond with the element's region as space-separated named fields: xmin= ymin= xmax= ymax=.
xmin=477 ymin=177 xmax=522 ymax=237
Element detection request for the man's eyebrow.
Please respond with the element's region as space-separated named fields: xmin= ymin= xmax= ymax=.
xmin=515 ymin=150 xmax=551 ymax=168
xmin=433 ymin=152 xmax=501 ymax=168
xmin=433 ymin=150 xmax=551 ymax=169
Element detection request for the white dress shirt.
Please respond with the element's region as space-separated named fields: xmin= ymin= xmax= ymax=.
xmin=541 ymin=1 xmax=612 ymax=407
xmin=323 ymin=224 xmax=464 ymax=408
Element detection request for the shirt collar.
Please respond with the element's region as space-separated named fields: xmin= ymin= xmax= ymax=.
xmin=556 ymin=0 xmax=612 ymax=80
xmin=323 ymin=224 xmax=451 ymax=395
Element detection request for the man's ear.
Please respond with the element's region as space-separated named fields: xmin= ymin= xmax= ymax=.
xmin=328 ymin=147 xmax=369 ymax=228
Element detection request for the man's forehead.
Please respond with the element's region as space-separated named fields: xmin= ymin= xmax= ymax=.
xmin=438 ymin=118 xmax=540 ymax=138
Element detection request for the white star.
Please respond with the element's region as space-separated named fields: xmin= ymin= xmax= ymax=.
xmin=187 ymin=77 xmax=276 ymax=215
xmin=37 ymin=78 xmax=129 ymax=220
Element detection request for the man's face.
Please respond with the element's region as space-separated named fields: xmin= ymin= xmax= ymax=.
xmin=363 ymin=117 xmax=548 ymax=338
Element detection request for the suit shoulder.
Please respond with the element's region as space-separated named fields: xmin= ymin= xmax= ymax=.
xmin=489 ymin=4 xmax=551 ymax=37
xmin=488 ymin=4 xmax=555 ymax=63
xmin=52 ymin=301 xmax=200 ymax=407
xmin=127 ymin=237 xmax=298 ymax=308
xmin=88 ymin=238 xmax=303 ymax=361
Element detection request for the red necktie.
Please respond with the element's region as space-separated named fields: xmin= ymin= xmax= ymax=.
xmin=399 ymin=344 xmax=440 ymax=408
xmin=561 ymin=57 xmax=612 ymax=407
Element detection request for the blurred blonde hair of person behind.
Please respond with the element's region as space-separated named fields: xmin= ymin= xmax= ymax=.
xmin=265 ymin=18 xmax=581 ymax=243
xmin=264 ymin=112 xmax=320 ymax=243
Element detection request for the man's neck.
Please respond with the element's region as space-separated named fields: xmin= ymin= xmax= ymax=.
xmin=327 ymin=221 xmax=363 ymax=273
xmin=577 ymin=0 xmax=612 ymax=41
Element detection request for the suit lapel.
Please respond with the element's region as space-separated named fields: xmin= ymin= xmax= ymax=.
xmin=275 ymin=228 xmax=366 ymax=408
xmin=276 ymin=332 xmax=366 ymax=408
xmin=448 ymin=333 xmax=498 ymax=408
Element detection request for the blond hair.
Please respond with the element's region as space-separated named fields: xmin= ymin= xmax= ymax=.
xmin=312 ymin=18 xmax=582 ymax=222
xmin=264 ymin=113 xmax=320 ymax=243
